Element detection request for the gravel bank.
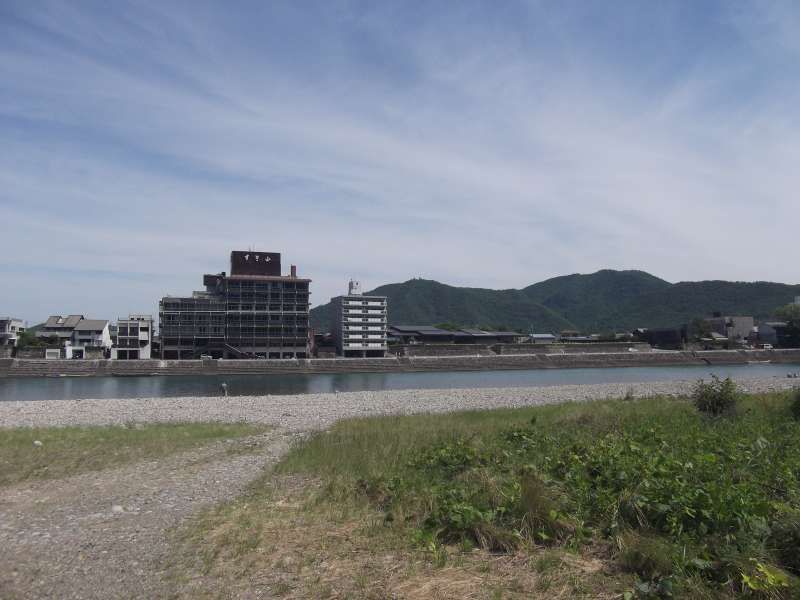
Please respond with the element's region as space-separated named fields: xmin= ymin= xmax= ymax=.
xmin=2 ymin=377 xmax=798 ymax=431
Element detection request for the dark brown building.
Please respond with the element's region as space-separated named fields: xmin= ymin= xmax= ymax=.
xmin=159 ymin=251 xmax=311 ymax=359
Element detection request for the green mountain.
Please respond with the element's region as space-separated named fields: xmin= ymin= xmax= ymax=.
xmin=311 ymin=279 xmax=574 ymax=333
xmin=310 ymin=271 xmax=800 ymax=333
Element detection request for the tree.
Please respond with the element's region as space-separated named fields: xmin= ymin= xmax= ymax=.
xmin=774 ymin=304 xmax=800 ymax=324
xmin=16 ymin=330 xmax=56 ymax=349
xmin=687 ymin=318 xmax=713 ymax=341
xmin=773 ymin=304 xmax=800 ymax=348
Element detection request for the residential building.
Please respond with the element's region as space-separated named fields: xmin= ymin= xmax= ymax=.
xmin=112 ymin=315 xmax=154 ymax=359
xmin=36 ymin=315 xmax=112 ymax=357
xmin=0 ymin=317 xmax=24 ymax=346
xmin=159 ymin=251 xmax=310 ymax=359
xmin=37 ymin=315 xmax=84 ymax=343
xmin=705 ymin=314 xmax=754 ymax=342
xmin=332 ymin=280 xmax=388 ymax=357
xmin=529 ymin=333 xmax=557 ymax=345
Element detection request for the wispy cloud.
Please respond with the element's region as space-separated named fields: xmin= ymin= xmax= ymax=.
xmin=1 ymin=0 xmax=799 ymax=323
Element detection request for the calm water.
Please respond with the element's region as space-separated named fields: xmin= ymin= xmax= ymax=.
xmin=1 ymin=363 xmax=799 ymax=401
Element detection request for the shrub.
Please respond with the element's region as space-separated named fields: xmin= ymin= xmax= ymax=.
xmin=692 ymin=376 xmax=738 ymax=417
xmin=768 ymin=507 xmax=800 ymax=575
xmin=790 ymin=389 xmax=800 ymax=422
xmin=617 ymin=531 xmax=675 ymax=580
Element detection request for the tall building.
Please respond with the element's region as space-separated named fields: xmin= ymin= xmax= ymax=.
xmin=159 ymin=251 xmax=311 ymax=359
xmin=112 ymin=314 xmax=154 ymax=359
xmin=332 ymin=280 xmax=387 ymax=357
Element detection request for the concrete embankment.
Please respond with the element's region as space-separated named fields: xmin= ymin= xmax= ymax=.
xmin=1 ymin=349 xmax=799 ymax=378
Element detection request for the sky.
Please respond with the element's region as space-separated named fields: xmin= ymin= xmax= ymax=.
xmin=1 ymin=0 xmax=799 ymax=325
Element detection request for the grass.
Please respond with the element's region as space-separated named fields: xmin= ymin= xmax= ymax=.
xmin=0 ymin=421 xmax=268 ymax=487
xmin=173 ymin=387 xmax=800 ymax=598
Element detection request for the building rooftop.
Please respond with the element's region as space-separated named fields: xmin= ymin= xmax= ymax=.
xmin=73 ymin=319 xmax=109 ymax=331
xmin=44 ymin=315 xmax=84 ymax=329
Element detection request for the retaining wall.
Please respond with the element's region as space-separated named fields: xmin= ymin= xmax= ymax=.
xmin=1 ymin=349 xmax=799 ymax=378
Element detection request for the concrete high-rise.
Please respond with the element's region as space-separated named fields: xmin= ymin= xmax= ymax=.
xmin=159 ymin=251 xmax=310 ymax=359
xmin=332 ymin=280 xmax=387 ymax=357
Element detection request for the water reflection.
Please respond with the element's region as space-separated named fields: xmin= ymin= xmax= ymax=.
xmin=0 ymin=363 xmax=798 ymax=402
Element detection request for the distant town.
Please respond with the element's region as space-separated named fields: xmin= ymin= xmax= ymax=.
xmin=2 ymin=249 xmax=799 ymax=362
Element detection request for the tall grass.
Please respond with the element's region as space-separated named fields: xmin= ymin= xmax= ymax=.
xmin=278 ymin=392 xmax=800 ymax=598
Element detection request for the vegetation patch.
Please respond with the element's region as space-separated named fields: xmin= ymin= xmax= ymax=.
xmin=274 ymin=387 xmax=800 ymax=598
xmin=0 ymin=421 xmax=268 ymax=487
xmin=171 ymin=473 xmax=624 ymax=599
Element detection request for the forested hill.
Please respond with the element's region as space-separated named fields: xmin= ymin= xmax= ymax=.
xmin=309 ymin=270 xmax=800 ymax=333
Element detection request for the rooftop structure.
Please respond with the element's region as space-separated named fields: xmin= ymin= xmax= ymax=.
xmin=159 ymin=251 xmax=311 ymax=359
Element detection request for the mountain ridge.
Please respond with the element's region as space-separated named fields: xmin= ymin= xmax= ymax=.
xmin=310 ymin=270 xmax=800 ymax=333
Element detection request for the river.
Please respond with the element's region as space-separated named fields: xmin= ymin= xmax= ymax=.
xmin=1 ymin=362 xmax=798 ymax=401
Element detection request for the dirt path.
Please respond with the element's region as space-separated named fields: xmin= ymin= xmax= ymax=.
xmin=0 ymin=429 xmax=297 ymax=599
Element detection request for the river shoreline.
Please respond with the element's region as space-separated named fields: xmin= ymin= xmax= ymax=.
xmin=2 ymin=348 xmax=800 ymax=379
xmin=2 ymin=376 xmax=798 ymax=430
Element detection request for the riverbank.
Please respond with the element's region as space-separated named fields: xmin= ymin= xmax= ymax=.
xmin=2 ymin=376 xmax=798 ymax=430
xmin=2 ymin=348 xmax=800 ymax=378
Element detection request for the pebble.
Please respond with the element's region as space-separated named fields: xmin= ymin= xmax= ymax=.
xmin=1 ymin=377 xmax=798 ymax=431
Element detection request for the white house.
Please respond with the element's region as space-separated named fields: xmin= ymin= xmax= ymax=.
xmin=37 ymin=315 xmax=112 ymax=358
xmin=112 ymin=314 xmax=154 ymax=359
xmin=0 ymin=317 xmax=25 ymax=346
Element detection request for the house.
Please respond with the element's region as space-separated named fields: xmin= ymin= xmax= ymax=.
xmin=37 ymin=315 xmax=84 ymax=343
xmin=0 ymin=317 xmax=25 ymax=346
xmin=37 ymin=315 xmax=112 ymax=358
xmin=111 ymin=315 xmax=154 ymax=359
xmin=529 ymin=333 xmax=557 ymax=345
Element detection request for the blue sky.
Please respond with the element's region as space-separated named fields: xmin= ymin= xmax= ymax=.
xmin=1 ymin=1 xmax=799 ymax=324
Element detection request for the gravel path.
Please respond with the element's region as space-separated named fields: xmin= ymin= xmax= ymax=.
xmin=0 ymin=429 xmax=299 ymax=599
xmin=1 ymin=377 xmax=798 ymax=431
xmin=1 ymin=377 xmax=798 ymax=599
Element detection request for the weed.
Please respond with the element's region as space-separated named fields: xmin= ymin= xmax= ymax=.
xmin=617 ymin=531 xmax=675 ymax=580
xmin=691 ymin=375 xmax=738 ymax=417
xmin=790 ymin=388 xmax=800 ymax=422
xmin=273 ymin=391 xmax=800 ymax=597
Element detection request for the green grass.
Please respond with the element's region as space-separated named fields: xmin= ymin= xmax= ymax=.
xmin=278 ymin=391 xmax=800 ymax=598
xmin=0 ymin=421 xmax=268 ymax=487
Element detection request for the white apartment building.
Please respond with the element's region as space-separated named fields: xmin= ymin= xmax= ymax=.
xmin=0 ymin=317 xmax=25 ymax=346
xmin=112 ymin=314 xmax=154 ymax=359
xmin=332 ymin=280 xmax=388 ymax=357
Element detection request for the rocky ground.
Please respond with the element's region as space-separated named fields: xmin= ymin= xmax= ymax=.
xmin=1 ymin=377 xmax=798 ymax=599
xmin=1 ymin=377 xmax=798 ymax=431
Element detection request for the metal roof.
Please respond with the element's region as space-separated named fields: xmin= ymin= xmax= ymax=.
xmin=389 ymin=325 xmax=452 ymax=335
